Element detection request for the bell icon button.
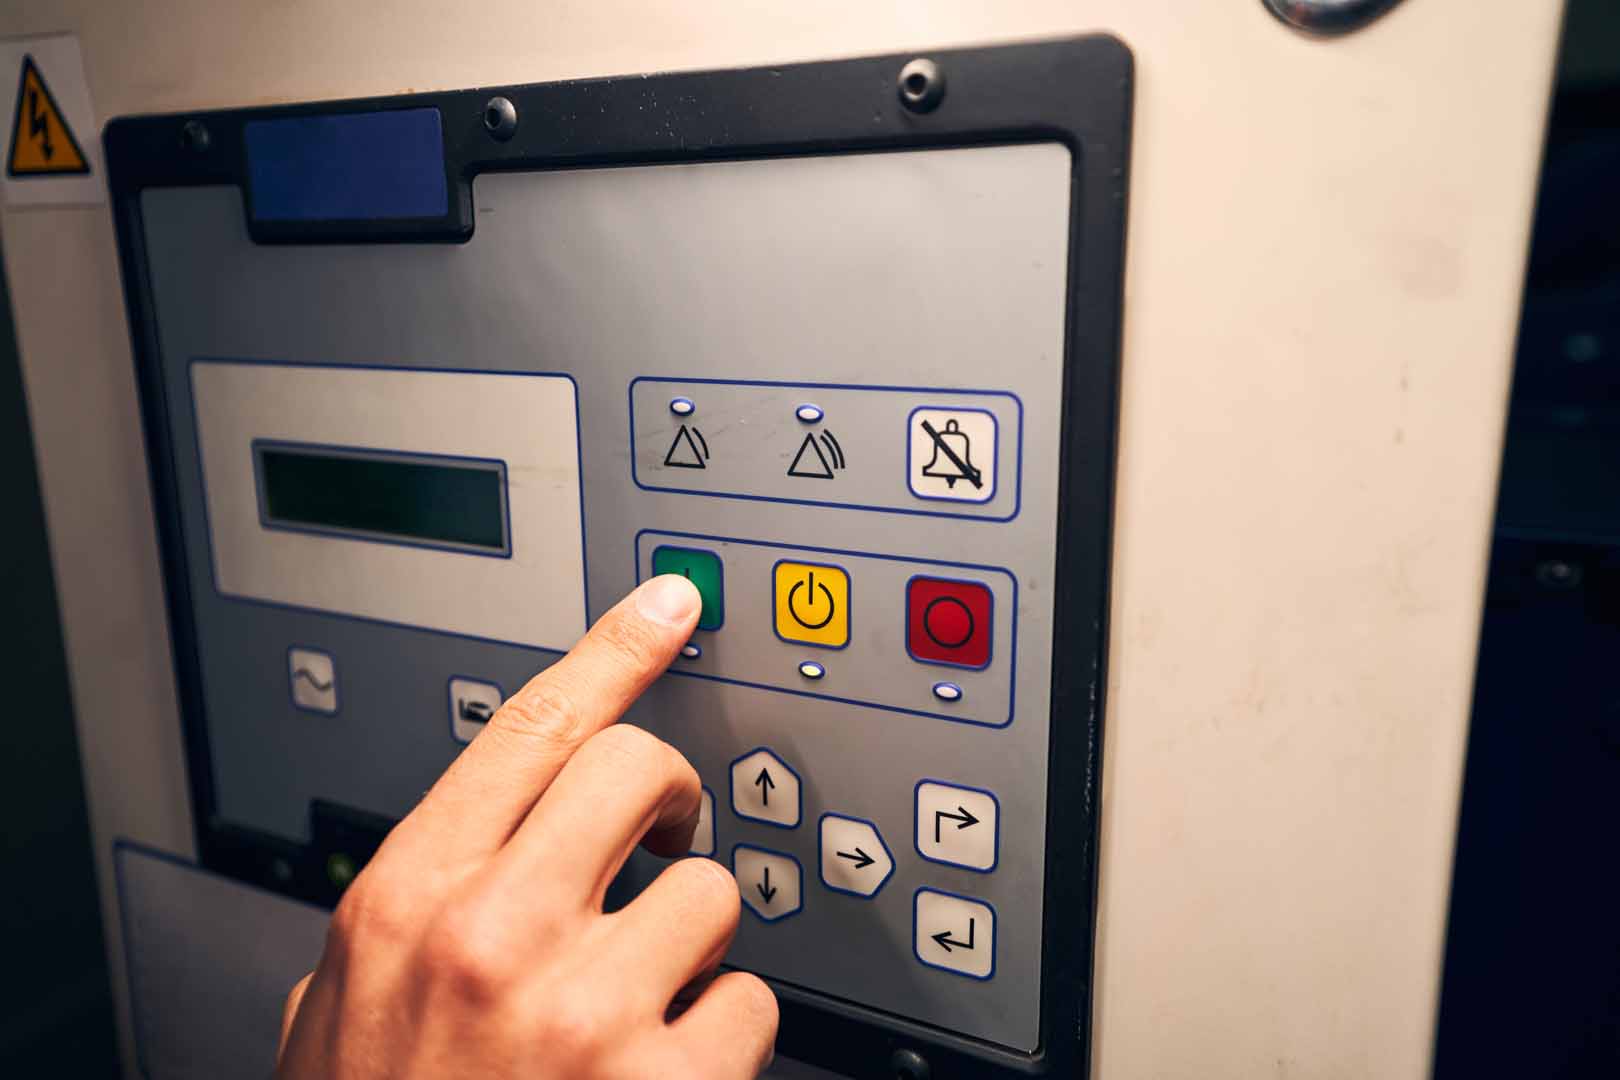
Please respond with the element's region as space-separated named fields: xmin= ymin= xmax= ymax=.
xmin=908 ymin=407 xmax=997 ymax=504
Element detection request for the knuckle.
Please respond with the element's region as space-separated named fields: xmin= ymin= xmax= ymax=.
xmin=583 ymin=725 xmax=695 ymax=792
xmin=592 ymin=607 xmax=664 ymax=669
xmin=419 ymin=910 xmax=517 ymax=1004
xmin=584 ymin=723 xmax=683 ymax=779
xmin=328 ymin=873 xmax=411 ymax=954
xmin=534 ymin=989 xmax=614 ymax=1061
xmin=492 ymin=678 xmax=587 ymax=750
xmin=584 ymin=720 xmax=662 ymax=762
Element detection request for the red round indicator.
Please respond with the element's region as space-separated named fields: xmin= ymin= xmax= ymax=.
xmin=922 ymin=596 xmax=975 ymax=649
xmin=906 ymin=577 xmax=992 ymax=669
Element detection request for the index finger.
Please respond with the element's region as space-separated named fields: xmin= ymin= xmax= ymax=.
xmin=379 ymin=574 xmax=701 ymax=870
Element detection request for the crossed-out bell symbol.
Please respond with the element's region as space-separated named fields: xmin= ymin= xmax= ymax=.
xmin=921 ymin=418 xmax=978 ymax=488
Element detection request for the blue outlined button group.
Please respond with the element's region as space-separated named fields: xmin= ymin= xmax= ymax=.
xmin=684 ymin=742 xmax=1003 ymax=980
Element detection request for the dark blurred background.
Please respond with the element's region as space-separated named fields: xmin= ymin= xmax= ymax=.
xmin=0 ymin=3 xmax=1616 ymax=1076
xmin=1433 ymin=1 xmax=1620 ymax=1076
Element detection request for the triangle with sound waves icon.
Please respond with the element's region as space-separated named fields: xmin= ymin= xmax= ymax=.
xmin=663 ymin=425 xmax=708 ymax=469
xmin=787 ymin=433 xmax=834 ymax=479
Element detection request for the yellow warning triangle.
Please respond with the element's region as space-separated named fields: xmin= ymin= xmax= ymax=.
xmin=8 ymin=55 xmax=88 ymax=177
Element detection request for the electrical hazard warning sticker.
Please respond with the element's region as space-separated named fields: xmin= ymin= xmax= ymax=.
xmin=0 ymin=35 xmax=103 ymax=205
xmin=9 ymin=56 xmax=88 ymax=177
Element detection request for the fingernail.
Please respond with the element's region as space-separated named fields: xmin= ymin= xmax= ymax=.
xmin=636 ymin=574 xmax=701 ymax=626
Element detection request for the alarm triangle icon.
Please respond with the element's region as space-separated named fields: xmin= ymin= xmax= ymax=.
xmin=787 ymin=433 xmax=835 ymax=479
xmin=662 ymin=425 xmax=709 ymax=469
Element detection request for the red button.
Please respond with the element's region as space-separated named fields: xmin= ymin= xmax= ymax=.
xmin=906 ymin=577 xmax=992 ymax=669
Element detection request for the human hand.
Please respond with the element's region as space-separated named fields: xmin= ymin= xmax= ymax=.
xmin=275 ymin=575 xmax=778 ymax=1078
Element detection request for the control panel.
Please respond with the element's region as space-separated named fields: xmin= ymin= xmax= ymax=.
xmin=109 ymin=38 xmax=1130 ymax=1079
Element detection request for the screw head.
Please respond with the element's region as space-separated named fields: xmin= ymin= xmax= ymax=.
xmin=897 ymin=59 xmax=945 ymax=114
xmin=1262 ymin=0 xmax=1406 ymax=35
xmin=1534 ymin=560 xmax=1583 ymax=591
xmin=482 ymin=96 xmax=518 ymax=141
xmin=179 ymin=119 xmax=211 ymax=153
xmin=890 ymin=1048 xmax=931 ymax=1080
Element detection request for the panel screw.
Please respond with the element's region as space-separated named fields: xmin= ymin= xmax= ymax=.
xmin=1262 ymin=0 xmax=1406 ymax=36
xmin=482 ymin=96 xmax=518 ymax=141
xmin=890 ymin=1048 xmax=931 ymax=1080
xmin=179 ymin=119 xmax=210 ymax=153
xmin=1534 ymin=560 xmax=1583 ymax=591
xmin=897 ymin=59 xmax=945 ymax=114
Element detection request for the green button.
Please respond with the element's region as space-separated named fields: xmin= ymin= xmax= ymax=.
xmin=651 ymin=546 xmax=724 ymax=631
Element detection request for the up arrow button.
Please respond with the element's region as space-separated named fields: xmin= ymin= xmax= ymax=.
xmin=730 ymin=747 xmax=801 ymax=828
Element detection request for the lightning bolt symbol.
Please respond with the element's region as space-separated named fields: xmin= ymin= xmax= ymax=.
xmin=27 ymin=87 xmax=52 ymax=161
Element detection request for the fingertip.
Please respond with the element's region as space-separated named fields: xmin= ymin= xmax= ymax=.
xmin=634 ymin=574 xmax=702 ymax=628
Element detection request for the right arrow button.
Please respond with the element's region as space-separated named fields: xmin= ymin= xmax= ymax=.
xmin=818 ymin=813 xmax=895 ymax=898
xmin=915 ymin=780 xmax=1000 ymax=872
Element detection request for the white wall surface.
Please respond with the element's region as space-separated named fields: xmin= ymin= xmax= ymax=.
xmin=0 ymin=1 xmax=1562 ymax=1076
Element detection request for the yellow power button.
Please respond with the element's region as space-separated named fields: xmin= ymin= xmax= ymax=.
xmin=773 ymin=561 xmax=850 ymax=648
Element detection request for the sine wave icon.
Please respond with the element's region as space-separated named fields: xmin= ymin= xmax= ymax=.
xmin=291 ymin=666 xmax=334 ymax=693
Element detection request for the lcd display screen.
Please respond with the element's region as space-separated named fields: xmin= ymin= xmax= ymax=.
xmin=255 ymin=442 xmax=508 ymax=554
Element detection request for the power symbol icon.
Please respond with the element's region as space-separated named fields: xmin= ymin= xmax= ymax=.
xmin=773 ymin=562 xmax=850 ymax=648
xmin=787 ymin=571 xmax=836 ymax=630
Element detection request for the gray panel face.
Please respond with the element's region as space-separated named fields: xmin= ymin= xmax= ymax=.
xmin=117 ymin=844 xmax=328 ymax=1079
xmin=138 ymin=143 xmax=1071 ymax=1051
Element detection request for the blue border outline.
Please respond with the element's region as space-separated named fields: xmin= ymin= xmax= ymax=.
xmin=286 ymin=644 xmax=339 ymax=716
xmin=728 ymin=746 xmax=802 ymax=829
xmin=691 ymin=785 xmax=717 ymax=858
xmin=251 ymin=438 xmax=513 ymax=559
xmin=732 ymin=843 xmax=804 ymax=923
xmin=912 ymin=886 xmax=997 ymax=981
xmin=651 ymin=544 xmax=725 ymax=631
xmin=817 ymin=812 xmax=895 ymax=899
xmin=628 ymin=376 xmax=1023 ymax=523
xmin=771 ymin=558 xmax=851 ymax=651
xmin=904 ymin=573 xmax=995 ymax=671
xmin=905 ymin=404 xmax=999 ymax=506
xmin=446 ymin=674 xmax=504 ymax=746
xmin=636 ymin=529 xmax=1017 ymax=728
xmin=186 ymin=357 xmax=592 ymax=649
xmin=913 ymin=778 xmax=1002 ymax=874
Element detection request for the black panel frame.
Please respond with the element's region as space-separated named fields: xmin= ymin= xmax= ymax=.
xmin=106 ymin=36 xmax=1132 ymax=1080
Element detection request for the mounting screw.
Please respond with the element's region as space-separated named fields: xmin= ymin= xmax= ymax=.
xmin=1262 ymin=0 xmax=1406 ymax=36
xmin=482 ymin=96 xmax=518 ymax=141
xmin=897 ymin=58 xmax=945 ymax=114
xmin=890 ymin=1048 xmax=931 ymax=1080
xmin=179 ymin=119 xmax=211 ymax=153
xmin=1534 ymin=559 xmax=1583 ymax=591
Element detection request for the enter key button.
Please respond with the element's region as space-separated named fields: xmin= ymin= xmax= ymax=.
xmin=914 ymin=888 xmax=995 ymax=980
